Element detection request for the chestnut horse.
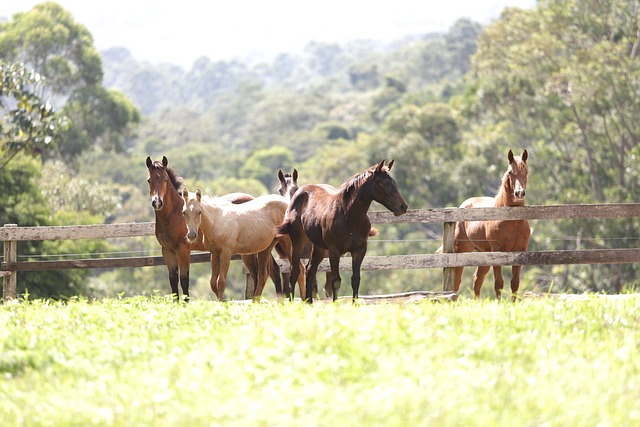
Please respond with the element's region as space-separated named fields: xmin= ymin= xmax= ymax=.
xmin=453 ymin=149 xmax=530 ymax=300
xmin=277 ymin=160 xmax=408 ymax=303
xmin=182 ymin=189 xmax=304 ymax=301
xmin=277 ymin=169 xmax=333 ymax=299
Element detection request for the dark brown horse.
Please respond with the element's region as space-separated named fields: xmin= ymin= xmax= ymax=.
xmin=277 ymin=160 xmax=408 ymax=303
xmin=453 ymin=149 xmax=530 ymax=300
xmin=277 ymin=169 xmax=333 ymax=299
xmin=147 ymin=156 xmax=282 ymax=301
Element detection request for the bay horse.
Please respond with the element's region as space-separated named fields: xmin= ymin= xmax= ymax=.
xmin=277 ymin=160 xmax=408 ymax=304
xmin=277 ymin=169 xmax=333 ymax=299
xmin=453 ymin=149 xmax=530 ymax=300
xmin=182 ymin=189 xmax=304 ymax=301
xmin=146 ymin=156 xmax=281 ymax=301
xmin=146 ymin=156 xmax=207 ymax=302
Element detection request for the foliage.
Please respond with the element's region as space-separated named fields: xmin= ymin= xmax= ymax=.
xmin=0 ymin=2 xmax=102 ymax=91
xmin=1 ymin=297 xmax=639 ymax=426
xmin=0 ymin=155 xmax=99 ymax=299
xmin=0 ymin=2 xmax=140 ymax=163
xmin=0 ymin=61 xmax=66 ymax=168
xmin=458 ymin=0 xmax=640 ymax=292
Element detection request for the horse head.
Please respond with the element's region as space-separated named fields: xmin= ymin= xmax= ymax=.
xmin=506 ymin=149 xmax=529 ymax=203
xmin=182 ymin=188 xmax=203 ymax=243
xmin=372 ymin=159 xmax=408 ymax=216
xmin=146 ymin=156 xmax=170 ymax=211
xmin=277 ymin=169 xmax=298 ymax=201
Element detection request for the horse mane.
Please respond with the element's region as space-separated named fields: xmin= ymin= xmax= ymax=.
xmin=150 ymin=160 xmax=185 ymax=192
xmin=339 ymin=165 xmax=386 ymax=205
xmin=339 ymin=164 xmax=377 ymax=196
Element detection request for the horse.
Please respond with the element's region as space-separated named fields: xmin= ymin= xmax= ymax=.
xmin=146 ymin=156 xmax=282 ymax=301
xmin=182 ymin=189 xmax=304 ymax=301
xmin=146 ymin=156 xmax=208 ymax=302
xmin=453 ymin=149 xmax=530 ymax=300
xmin=277 ymin=160 xmax=408 ymax=304
xmin=277 ymin=169 xmax=333 ymax=299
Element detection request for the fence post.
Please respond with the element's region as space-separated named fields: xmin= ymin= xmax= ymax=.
xmin=442 ymin=221 xmax=455 ymax=292
xmin=2 ymin=224 xmax=18 ymax=302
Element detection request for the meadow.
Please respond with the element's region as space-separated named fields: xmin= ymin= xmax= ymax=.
xmin=1 ymin=295 xmax=639 ymax=426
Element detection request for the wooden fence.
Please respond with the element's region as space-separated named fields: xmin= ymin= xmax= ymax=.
xmin=2 ymin=203 xmax=640 ymax=301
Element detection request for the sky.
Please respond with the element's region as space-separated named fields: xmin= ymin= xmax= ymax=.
xmin=1 ymin=0 xmax=536 ymax=68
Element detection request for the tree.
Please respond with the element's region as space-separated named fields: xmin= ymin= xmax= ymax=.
xmin=0 ymin=2 xmax=102 ymax=92
xmin=0 ymin=61 xmax=66 ymax=168
xmin=240 ymin=146 xmax=294 ymax=189
xmin=0 ymin=2 xmax=140 ymax=162
xmin=460 ymin=0 xmax=640 ymax=292
xmin=0 ymin=154 xmax=103 ymax=299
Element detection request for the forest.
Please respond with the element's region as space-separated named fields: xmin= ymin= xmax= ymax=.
xmin=1 ymin=0 xmax=639 ymax=299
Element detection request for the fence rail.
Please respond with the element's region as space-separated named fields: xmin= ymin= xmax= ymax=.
xmin=3 ymin=203 xmax=640 ymax=300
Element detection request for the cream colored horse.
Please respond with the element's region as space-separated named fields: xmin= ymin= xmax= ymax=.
xmin=182 ymin=189 xmax=303 ymax=301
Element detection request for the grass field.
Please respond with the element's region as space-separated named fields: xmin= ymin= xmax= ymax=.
xmin=1 ymin=295 xmax=639 ymax=426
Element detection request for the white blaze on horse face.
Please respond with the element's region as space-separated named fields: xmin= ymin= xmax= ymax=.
xmin=509 ymin=161 xmax=528 ymax=201
xmin=149 ymin=184 xmax=163 ymax=210
xmin=514 ymin=178 xmax=526 ymax=200
xmin=183 ymin=201 xmax=201 ymax=242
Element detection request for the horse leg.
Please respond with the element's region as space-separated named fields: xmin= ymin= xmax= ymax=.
xmin=306 ymin=246 xmax=326 ymax=304
xmin=510 ymin=265 xmax=522 ymax=302
xmin=269 ymin=255 xmax=283 ymax=298
xmin=472 ymin=266 xmax=491 ymax=298
xmin=254 ymin=243 xmax=277 ymax=300
xmin=295 ymin=258 xmax=306 ymax=301
xmin=177 ymin=244 xmax=191 ymax=303
xmin=242 ymin=254 xmax=258 ymax=297
xmin=215 ymin=251 xmax=232 ymax=302
xmin=349 ymin=245 xmax=367 ymax=302
xmin=162 ymin=248 xmax=180 ymax=302
xmin=273 ymin=241 xmax=290 ymax=298
xmin=325 ymin=251 xmax=341 ymax=302
xmin=323 ymin=272 xmax=333 ymax=299
xmin=209 ymin=253 xmax=221 ymax=299
xmin=288 ymin=235 xmax=307 ymax=302
xmin=493 ymin=265 xmax=505 ymax=300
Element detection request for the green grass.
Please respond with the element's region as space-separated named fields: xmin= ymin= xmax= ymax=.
xmin=1 ymin=295 xmax=639 ymax=426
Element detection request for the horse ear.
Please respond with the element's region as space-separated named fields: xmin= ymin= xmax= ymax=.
xmin=182 ymin=188 xmax=189 ymax=201
xmin=196 ymin=188 xmax=202 ymax=201
xmin=508 ymin=149 xmax=515 ymax=164
xmin=162 ymin=156 xmax=168 ymax=167
xmin=522 ymin=149 xmax=528 ymax=163
xmin=277 ymin=170 xmax=285 ymax=183
xmin=146 ymin=156 xmax=152 ymax=169
xmin=387 ymin=159 xmax=395 ymax=170
xmin=375 ymin=159 xmax=386 ymax=173
xmin=292 ymin=169 xmax=298 ymax=181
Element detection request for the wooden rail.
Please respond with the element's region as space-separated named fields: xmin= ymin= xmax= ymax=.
xmin=2 ymin=203 xmax=640 ymax=300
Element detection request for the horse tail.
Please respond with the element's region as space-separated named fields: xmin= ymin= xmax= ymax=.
xmin=276 ymin=208 xmax=298 ymax=238
xmin=368 ymin=227 xmax=379 ymax=237
xmin=276 ymin=220 xmax=291 ymax=237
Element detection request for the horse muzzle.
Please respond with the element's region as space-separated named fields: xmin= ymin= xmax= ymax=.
xmin=186 ymin=231 xmax=198 ymax=242
xmin=151 ymin=196 xmax=163 ymax=210
xmin=394 ymin=202 xmax=408 ymax=216
xmin=514 ymin=189 xmax=526 ymax=199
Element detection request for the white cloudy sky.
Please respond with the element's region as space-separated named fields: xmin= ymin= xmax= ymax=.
xmin=2 ymin=1 xmax=535 ymax=68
